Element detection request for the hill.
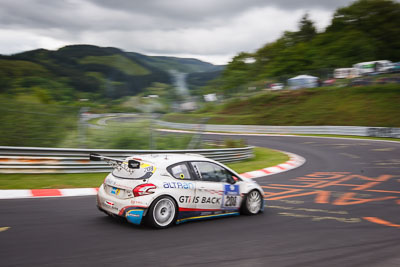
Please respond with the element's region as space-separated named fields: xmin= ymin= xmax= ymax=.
xmin=0 ymin=45 xmax=222 ymax=101
xmin=130 ymin=52 xmax=223 ymax=73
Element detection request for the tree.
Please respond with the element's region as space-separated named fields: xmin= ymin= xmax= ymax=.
xmin=296 ymin=13 xmax=317 ymax=43
xmin=220 ymin=52 xmax=254 ymax=93
xmin=328 ymin=0 xmax=400 ymax=61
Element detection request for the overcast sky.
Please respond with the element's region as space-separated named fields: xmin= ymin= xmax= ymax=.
xmin=0 ymin=0 xmax=356 ymax=64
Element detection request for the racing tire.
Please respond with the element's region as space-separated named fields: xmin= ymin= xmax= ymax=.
xmin=240 ymin=190 xmax=263 ymax=215
xmin=146 ymin=196 xmax=178 ymax=229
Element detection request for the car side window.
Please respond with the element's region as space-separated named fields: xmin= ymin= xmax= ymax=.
xmin=191 ymin=161 xmax=233 ymax=183
xmin=168 ymin=163 xmax=192 ymax=180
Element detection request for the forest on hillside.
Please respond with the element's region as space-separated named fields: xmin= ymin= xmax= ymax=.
xmin=206 ymin=0 xmax=400 ymax=95
xmin=0 ymin=45 xmax=222 ymax=103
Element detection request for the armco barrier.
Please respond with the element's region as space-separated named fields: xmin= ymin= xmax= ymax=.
xmin=0 ymin=146 xmax=253 ymax=174
xmin=156 ymin=121 xmax=400 ymax=138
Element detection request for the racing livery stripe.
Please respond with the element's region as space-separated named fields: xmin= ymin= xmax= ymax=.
xmin=176 ymin=212 xmax=240 ymax=224
xmin=178 ymin=207 xmax=222 ymax=212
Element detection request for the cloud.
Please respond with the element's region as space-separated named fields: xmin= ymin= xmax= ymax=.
xmin=0 ymin=0 xmax=353 ymax=64
xmin=0 ymin=29 xmax=69 ymax=55
xmin=88 ymin=0 xmax=353 ymax=18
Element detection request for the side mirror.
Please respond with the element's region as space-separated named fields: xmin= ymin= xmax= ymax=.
xmin=128 ymin=160 xmax=140 ymax=169
xmin=89 ymin=153 xmax=101 ymax=161
xmin=228 ymin=176 xmax=237 ymax=184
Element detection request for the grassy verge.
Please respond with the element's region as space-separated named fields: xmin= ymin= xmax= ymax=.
xmin=158 ymin=127 xmax=400 ymax=142
xmin=0 ymin=147 xmax=287 ymax=189
xmin=292 ymin=134 xmax=400 ymax=142
xmin=226 ymin=147 xmax=289 ymax=174
xmin=163 ymin=84 xmax=400 ymax=127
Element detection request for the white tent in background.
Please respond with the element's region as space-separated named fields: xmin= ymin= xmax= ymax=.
xmin=288 ymin=75 xmax=318 ymax=90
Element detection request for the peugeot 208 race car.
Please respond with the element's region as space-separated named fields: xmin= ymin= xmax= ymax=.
xmin=91 ymin=153 xmax=264 ymax=228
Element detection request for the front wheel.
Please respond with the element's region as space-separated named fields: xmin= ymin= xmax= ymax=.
xmin=241 ymin=190 xmax=263 ymax=215
xmin=147 ymin=196 xmax=177 ymax=228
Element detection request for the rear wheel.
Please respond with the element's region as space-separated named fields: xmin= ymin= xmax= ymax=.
xmin=241 ymin=190 xmax=262 ymax=215
xmin=147 ymin=196 xmax=177 ymax=228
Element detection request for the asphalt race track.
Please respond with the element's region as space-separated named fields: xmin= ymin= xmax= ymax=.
xmin=1 ymin=135 xmax=399 ymax=266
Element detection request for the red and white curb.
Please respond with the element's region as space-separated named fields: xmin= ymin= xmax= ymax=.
xmin=240 ymin=151 xmax=305 ymax=179
xmin=0 ymin=151 xmax=305 ymax=200
xmin=0 ymin=188 xmax=99 ymax=199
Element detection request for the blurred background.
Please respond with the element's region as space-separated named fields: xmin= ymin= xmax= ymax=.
xmin=0 ymin=0 xmax=399 ymax=150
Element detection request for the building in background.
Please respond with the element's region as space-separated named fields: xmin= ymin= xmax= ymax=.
xmin=353 ymin=60 xmax=394 ymax=75
xmin=334 ymin=68 xmax=359 ymax=79
xmin=288 ymin=75 xmax=318 ymax=90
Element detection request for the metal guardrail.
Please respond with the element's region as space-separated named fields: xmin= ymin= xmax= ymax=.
xmin=0 ymin=146 xmax=254 ymax=174
xmin=156 ymin=121 xmax=400 ymax=138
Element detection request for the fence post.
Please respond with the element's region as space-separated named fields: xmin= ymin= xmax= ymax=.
xmin=187 ymin=117 xmax=210 ymax=149
xmin=78 ymin=107 xmax=89 ymax=148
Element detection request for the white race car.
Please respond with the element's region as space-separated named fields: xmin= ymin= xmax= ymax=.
xmin=91 ymin=153 xmax=264 ymax=228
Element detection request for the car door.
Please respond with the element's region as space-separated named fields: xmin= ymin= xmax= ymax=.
xmin=190 ymin=161 xmax=241 ymax=211
xmin=166 ymin=162 xmax=196 ymax=210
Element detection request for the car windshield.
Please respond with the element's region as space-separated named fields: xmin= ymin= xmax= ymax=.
xmin=112 ymin=161 xmax=157 ymax=179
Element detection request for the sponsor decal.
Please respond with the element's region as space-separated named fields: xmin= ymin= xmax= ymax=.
xmin=110 ymin=187 xmax=120 ymax=195
xmin=179 ymin=195 xmax=193 ymax=203
xmin=178 ymin=195 xmax=221 ymax=204
xmin=201 ymin=196 xmax=221 ymax=204
xmin=135 ymin=163 xmax=157 ymax=179
xmin=163 ymin=182 xmax=194 ymax=189
xmin=125 ymin=209 xmax=144 ymax=225
xmin=130 ymin=200 xmax=147 ymax=206
xmin=225 ymin=184 xmax=239 ymax=195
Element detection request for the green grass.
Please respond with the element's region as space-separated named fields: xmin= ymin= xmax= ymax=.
xmin=163 ymin=84 xmax=400 ymax=127
xmin=0 ymin=147 xmax=287 ymax=189
xmin=226 ymin=147 xmax=289 ymax=174
xmin=292 ymin=134 xmax=400 ymax=142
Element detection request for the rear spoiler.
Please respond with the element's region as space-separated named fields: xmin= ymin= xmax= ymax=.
xmin=89 ymin=153 xmax=140 ymax=171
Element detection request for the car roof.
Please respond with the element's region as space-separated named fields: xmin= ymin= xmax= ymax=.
xmin=125 ymin=153 xmax=216 ymax=169
xmin=121 ymin=153 xmax=245 ymax=180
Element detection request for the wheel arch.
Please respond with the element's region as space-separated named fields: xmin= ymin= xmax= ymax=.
xmin=240 ymin=188 xmax=264 ymax=215
xmin=145 ymin=193 xmax=180 ymax=217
